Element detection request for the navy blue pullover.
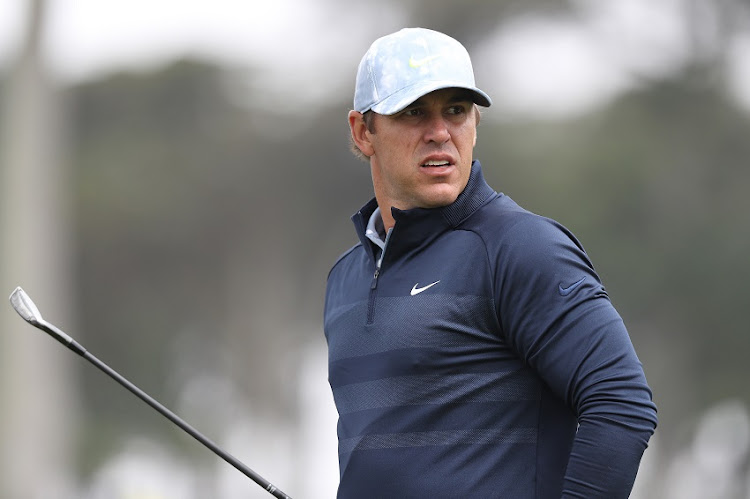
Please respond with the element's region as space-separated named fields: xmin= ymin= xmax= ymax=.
xmin=324 ymin=161 xmax=657 ymax=498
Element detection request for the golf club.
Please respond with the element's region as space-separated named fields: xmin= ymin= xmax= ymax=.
xmin=8 ymin=286 xmax=292 ymax=499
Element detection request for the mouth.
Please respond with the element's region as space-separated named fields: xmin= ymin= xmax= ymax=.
xmin=420 ymin=159 xmax=454 ymax=170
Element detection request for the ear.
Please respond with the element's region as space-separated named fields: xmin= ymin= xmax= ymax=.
xmin=349 ymin=110 xmax=375 ymax=157
xmin=473 ymin=105 xmax=480 ymax=147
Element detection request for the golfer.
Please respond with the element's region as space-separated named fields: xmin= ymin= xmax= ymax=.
xmin=324 ymin=27 xmax=657 ymax=498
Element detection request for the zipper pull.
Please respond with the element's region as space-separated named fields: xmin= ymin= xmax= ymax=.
xmin=371 ymin=228 xmax=390 ymax=289
xmin=373 ymin=252 xmax=383 ymax=282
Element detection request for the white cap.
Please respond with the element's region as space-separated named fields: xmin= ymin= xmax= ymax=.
xmin=353 ymin=28 xmax=492 ymax=115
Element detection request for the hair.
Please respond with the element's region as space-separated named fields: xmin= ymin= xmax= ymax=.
xmin=348 ymin=104 xmax=482 ymax=162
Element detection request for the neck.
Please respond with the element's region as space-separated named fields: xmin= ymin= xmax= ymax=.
xmin=377 ymin=204 xmax=396 ymax=232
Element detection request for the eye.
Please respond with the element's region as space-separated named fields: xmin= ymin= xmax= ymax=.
xmin=402 ymin=107 xmax=423 ymax=117
xmin=446 ymin=104 xmax=468 ymax=115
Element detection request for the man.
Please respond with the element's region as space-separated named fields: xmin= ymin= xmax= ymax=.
xmin=324 ymin=27 xmax=657 ymax=498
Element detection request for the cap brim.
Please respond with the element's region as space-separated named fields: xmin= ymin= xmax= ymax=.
xmin=369 ymin=81 xmax=492 ymax=116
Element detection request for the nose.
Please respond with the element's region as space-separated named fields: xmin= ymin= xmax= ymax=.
xmin=423 ymin=115 xmax=451 ymax=144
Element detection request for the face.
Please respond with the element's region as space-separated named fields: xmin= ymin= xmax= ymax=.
xmin=349 ymin=88 xmax=478 ymax=226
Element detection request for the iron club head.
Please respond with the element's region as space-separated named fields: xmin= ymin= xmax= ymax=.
xmin=9 ymin=286 xmax=44 ymax=325
xmin=8 ymin=286 xmax=79 ymax=351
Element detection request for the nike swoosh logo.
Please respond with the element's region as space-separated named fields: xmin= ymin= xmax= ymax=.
xmin=558 ymin=276 xmax=586 ymax=296
xmin=409 ymin=54 xmax=443 ymax=68
xmin=410 ymin=280 xmax=440 ymax=296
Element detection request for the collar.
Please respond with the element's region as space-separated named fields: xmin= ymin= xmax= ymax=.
xmin=365 ymin=207 xmax=387 ymax=250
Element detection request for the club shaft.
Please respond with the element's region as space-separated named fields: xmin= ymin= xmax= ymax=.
xmin=9 ymin=287 xmax=292 ymax=498
xmin=32 ymin=321 xmax=291 ymax=498
xmin=78 ymin=350 xmax=292 ymax=499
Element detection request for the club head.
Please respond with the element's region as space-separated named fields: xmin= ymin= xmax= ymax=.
xmin=9 ymin=287 xmax=44 ymax=325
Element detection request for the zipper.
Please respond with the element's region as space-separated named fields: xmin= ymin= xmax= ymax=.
xmin=366 ymin=228 xmax=392 ymax=325
xmin=366 ymin=266 xmax=379 ymax=325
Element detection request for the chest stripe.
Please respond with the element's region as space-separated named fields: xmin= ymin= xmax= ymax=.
xmin=339 ymin=427 xmax=538 ymax=455
xmin=333 ymin=371 xmax=540 ymax=415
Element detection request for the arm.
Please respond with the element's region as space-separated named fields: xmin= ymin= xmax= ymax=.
xmin=494 ymin=215 xmax=657 ymax=498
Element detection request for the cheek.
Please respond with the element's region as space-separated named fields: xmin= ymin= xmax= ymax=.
xmin=461 ymin=126 xmax=478 ymax=151
xmin=378 ymin=136 xmax=418 ymax=171
xmin=374 ymin=130 xmax=408 ymax=156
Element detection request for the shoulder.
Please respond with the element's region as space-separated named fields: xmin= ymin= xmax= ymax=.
xmin=466 ymin=194 xmax=588 ymax=261
xmin=327 ymin=243 xmax=364 ymax=280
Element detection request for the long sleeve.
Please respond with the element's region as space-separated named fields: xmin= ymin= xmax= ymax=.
xmin=493 ymin=213 xmax=658 ymax=498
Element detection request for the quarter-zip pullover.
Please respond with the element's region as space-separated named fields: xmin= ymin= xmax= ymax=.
xmin=324 ymin=160 xmax=657 ymax=498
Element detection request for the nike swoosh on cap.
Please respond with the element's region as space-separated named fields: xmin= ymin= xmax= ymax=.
xmin=410 ymin=281 xmax=441 ymax=296
xmin=408 ymin=54 xmax=443 ymax=68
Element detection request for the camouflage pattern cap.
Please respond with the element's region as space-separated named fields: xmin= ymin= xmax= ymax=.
xmin=354 ymin=27 xmax=492 ymax=115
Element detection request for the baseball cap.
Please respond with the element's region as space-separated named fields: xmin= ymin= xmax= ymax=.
xmin=354 ymin=27 xmax=492 ymax=115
